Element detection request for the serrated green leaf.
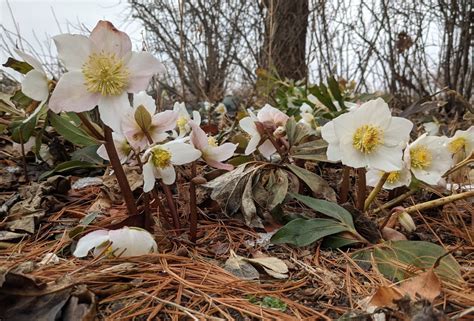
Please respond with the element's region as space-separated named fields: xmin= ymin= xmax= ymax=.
xmin=271 ymin=218 xmax=348 ymax=247
xmin=289 ymin=192 xmax=355 ymax=229
xmin=3 ymin=57 xmax=33 ymax=74
xmin=286 ymin=165 xmax=336 ymax=202
xmin=39 ymin=160 xmax=100 ymax=181
xmin=49 ymin=112 xmax=99 ymax=146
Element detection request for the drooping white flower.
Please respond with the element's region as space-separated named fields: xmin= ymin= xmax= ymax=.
xmin=321 ymin=98 xmax=413 ymax=172
xmin=142 ymin=141 xmax=201 ymax=190
xmin=422 ymin=122 xmax=440 ymax=136
xmin=49 ymin=20 xmax=164 ymax=132
xmin=15 ymin=49 xmax=49 ymax=102
xmin=447 ymin=126 xmax=473 ymax=157
xmin=366 ymin=161 xmax=412 ymax=190
xmin=189 ymin=120 xmax=237 ymax=170
xmin=239 ymin=104 xmax=289 ymax=159
xmin=73 ymin=226 xmax=157 ymax=258
xmin=299 ymin=103 xmax=313 ymax=114
xmin=97 ymin=132 xmax=131 ymax=164
xmin=173 ymin=102 xmax=201 ymax=137
xmin=121 ymin=91 xmax=178 ymax=150
xmin=404 ymin=134 xmax=452 ymax=185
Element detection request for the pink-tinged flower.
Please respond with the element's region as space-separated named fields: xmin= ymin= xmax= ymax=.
xmin=73 ymin=227 xmax=157 ymax=258
xmin=142 ymin=141 xmax=201 ymax=190
xmin=15 ymin=49 xmax=49 ymax=102
xmin=173 ymin=102 xmax=201 ymax=137
xmin=239 ymin=104 xmax=289 ymax=159
xmin=97 ymin=133 xmax=131 ymax=164
xmin=121 ymin=92 xmax=178 ymax=150
xmin=189 ymin=121 xmax=237 ymax=170
xmin=49 ymin=20 xmax=164 ymax=132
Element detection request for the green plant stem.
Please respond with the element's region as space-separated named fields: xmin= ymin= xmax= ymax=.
xmin=404 ymin=190 xmax=474 ymax=214
xmin=103 ymin=125 xmax=138 ymax=217
xmin=189 ymin=162 xmax=198 ymax=243
xmin=364 ymin=172 xmax=389 ymax=211
xmin=356 ymin=167 xmax=366 ymax=211
xmin=340 ymin=166 xmax=350 ymax=203
xmin=373 ymin=189 xmax=417 ymax=214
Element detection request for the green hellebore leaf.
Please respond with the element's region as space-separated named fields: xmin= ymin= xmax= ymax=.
xmin=134 ymin=104 xmax=152 ymax=132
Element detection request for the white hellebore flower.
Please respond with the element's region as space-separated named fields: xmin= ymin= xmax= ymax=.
xmin=73 ymin=226 xmax=157 ymax=258
xmin=121 ymin=91 xmax=178 ymax=150
xmin=321 ymin=98 xmax=413 ymax=172
xmin=215 ymin=102 xmax=227 ymax=115
xmin=366 ymin=160 xmax=412 ymax=190
xmin=173 ymin=102 xmax=201 ymax=137
xmin=49 ymin=20 xmax=164 ymax=132
xmin=447 ymin=126 xmax=473 ymax=157
xmin=97 ymin=132 xmax=131 ymax=164
xmin=239 ymin=104 xmax=289 ymax=159
xmin=15 ymin=49 xmax=49 ymax=102
xmin=404 ymin=133 xmax=452 ymax=185
xmin=142 ymin=141 xmax=201 ymax=190
xmin=189 ymin=121 xmax=237 ymax=170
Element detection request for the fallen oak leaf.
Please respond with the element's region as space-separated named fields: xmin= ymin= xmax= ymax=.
xmin=399 ymin=268 xmax=441 ymax=302
xmin=244 ymin=256 xmax=289 ymax=279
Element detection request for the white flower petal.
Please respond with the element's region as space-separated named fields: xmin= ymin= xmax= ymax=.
xmin=108 ymin=227 xmax=157 ymax=257
xmin=239 ymin=117 xmax=258 ymax=135
xmin=192 ymin=110 xmax=201 ymax=125
xmin=49 ymin=71 xmax=100 ymax=113
xmin=90 ymin=20 xmax=131 ymax=58
xmin=14 ymin=49 xmax=45 ymax=72
xmin=339 ymin=139 xmax=367 ymax=168
xmin=96 ymin=144 xmax=109 ymax=161
xmin=367 ymin=145 xmax=403 ymax=172
xmin=357 ymin=98 xmax=391 ymax=129
xmin=126 ymin=52 xmax=165 ymax=93
xmin=167 ymin=142 xmax=202 ymax=165
xmin=133 ymin=91 xmax=156 ymax=115
xmin=73 ymin=230 xmax=110 ymax=257
xmin=366 ymin=169 xmax=382 ymax=187
xmin=142 ymin=161 xmax=157 ymax=192
xmin=53 ymin=34 xmax=92 ymax=70
xmin=98 ymin=94 xmax=131 ymax=132
xmin=384 ymin=117 xmax=413 ymax=147
xmin=206 ymin=143 xmax=237 ymax=162
xmin=22 ymin=70 xmax=49 ymax=101
xmin=157 ymin=165 xmax=176 ymax=185
xmin=258 ymin=139 xmax=277 ymax=159
xmin=245 ymin=135 xmax=260 ymax=155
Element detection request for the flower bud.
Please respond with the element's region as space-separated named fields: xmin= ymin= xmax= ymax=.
xmin=398 ymin=211 xmax=416 ymax=232
xmin=273 ymin=126 xmax=286 ymax=138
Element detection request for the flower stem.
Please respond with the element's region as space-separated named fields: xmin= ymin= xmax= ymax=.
xmin=77 ymin=112 xmax=104 ymax=141
xmin=18 ymin=131 xmax=29 ymax=183
xmin=356 ymin=167 xmax=366 ymax=211
xmin=103 ymin=125 xmax=138 ymax=217
xmin=364 ymin=172 xmax=389 ymax=211
xmin=373 ymin=189 xmax=417 ymax=214
xmin=404 ymin=190 xmax=474 ymax=214
xmin=340 ymin=166 xmax=350 ymax=203
xmin=160 ymin=181 xmax=181 ymax=231
xmin=189 ymin=162 xmax=198 ymax=243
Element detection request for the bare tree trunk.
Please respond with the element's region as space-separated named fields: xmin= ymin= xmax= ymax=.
xmin=261 ymin=0 xmax=309 ymax=80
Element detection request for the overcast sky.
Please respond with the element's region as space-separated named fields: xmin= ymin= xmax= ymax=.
xmin=1 ymin=0 xmax=143 ymax=78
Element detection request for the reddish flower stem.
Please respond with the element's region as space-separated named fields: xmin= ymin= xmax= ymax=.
xmin=356 ymin=167 xmax=367 ymax=211
xmin=189 ymin=162 xmax=198 ymax=243
xmin=160 ymin=181 xmax=181 ymax=230
xmin=103 ymin=125 xmax=138 ymax=217
xmin=340 ymin=166 xmax=350 ymax=203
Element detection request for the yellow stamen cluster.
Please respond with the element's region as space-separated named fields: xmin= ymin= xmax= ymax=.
xmin=82 ymin=52 xmax=129 ymax=96
xmin=448 ymin=137 xmax=466 ymax=154
xmin=151 ymin=148 xmax=172 ymax=168
xmin=410 ymin=145 xmax=432 ymax=169
xmin=207 ymin=136 xmax=218 ymax=147
xmin=386 ymin=171 xmax=400 ymax=184
xmin=353 ymin=125 xmax=383 ymax=153
xmin=177 ymin=117 xmax=188 ymax=131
